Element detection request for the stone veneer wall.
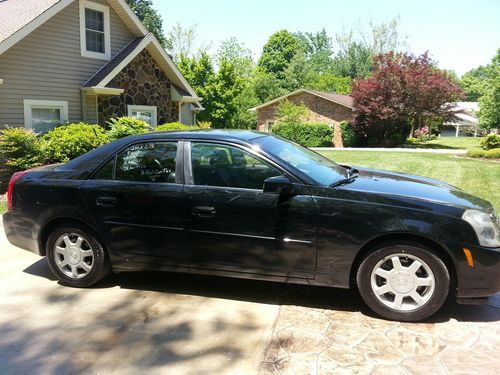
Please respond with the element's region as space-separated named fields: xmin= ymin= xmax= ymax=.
xmin=256 ymin=92 xmax=352 ymax=132
xmin=98 ymin=50 xmax=179 ymax=126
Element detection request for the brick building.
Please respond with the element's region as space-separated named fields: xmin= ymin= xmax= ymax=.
xmin=250 ymin=89 xmax=354 ymax=132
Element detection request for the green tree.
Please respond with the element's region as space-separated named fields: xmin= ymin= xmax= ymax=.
xmin=125 ymin=0 xmax=167 ymax=47
xmin=478 ymin=77 xmax=500 ymax=130
xmin=258 ymin=30 xmax=302 ymax=80
xmin=460 ymin=50 xmax=499 ymax=101
xmin=305 ymin=74 xmax=352 ymax=94
xmin=217 ymin=38 xmax=255 ymax=78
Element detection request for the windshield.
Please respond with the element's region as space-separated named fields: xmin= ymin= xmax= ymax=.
xmin=251 ymin=135 xmax=346 ymax=186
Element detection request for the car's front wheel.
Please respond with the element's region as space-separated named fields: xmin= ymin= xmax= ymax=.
xmin=357 ymin=243 xmax=450 ymax=321
xmin=46 ymin=226 xmax=110 ymax=287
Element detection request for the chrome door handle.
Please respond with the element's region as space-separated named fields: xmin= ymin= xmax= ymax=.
xmin=192 ymin=206 xmax=216 ymax=217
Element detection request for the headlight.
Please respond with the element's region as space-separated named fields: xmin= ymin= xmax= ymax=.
xmin=462 ymin=209 xmax=500 ymax=247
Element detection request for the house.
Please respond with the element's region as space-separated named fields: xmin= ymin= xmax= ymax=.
xmin=442 ymin=102 xmax=480 ymax=137
xmin=250 ymin=89 xmax=354 ymax=132
xmin=0 ymin=0 xmax=202 ymax=132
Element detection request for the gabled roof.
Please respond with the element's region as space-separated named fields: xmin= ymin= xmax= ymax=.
xmin=0 ymin=0 xmax=201 ymax=102
xmin=249 ymin=89 xmax=354 ymax=111
xmin=82 ymin=33 xmax=201 ymax=103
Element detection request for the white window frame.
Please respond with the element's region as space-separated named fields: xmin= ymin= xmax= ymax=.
xmin=23 ymin=99 xmax=68 ymax=130
xmin=265 ymin=120 xmax=275 ymax=133
xmin=128 ymin=105 xmax=158 ymax=128
xmin=79 ymin=0 xmax=111 ymax=60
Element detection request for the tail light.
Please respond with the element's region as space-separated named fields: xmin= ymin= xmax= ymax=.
xmin=7 ymin=171 xmax=28 ymax=211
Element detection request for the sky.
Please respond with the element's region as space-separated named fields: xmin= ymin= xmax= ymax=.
xmin=152 ymin=0 xmax=500 ymax=76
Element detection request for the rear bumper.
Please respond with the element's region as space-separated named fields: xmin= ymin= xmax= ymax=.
xmin=3 ymin=211 xmax=41 ymax=255
xmin=448 ymin=242 xmax=500 ymax=300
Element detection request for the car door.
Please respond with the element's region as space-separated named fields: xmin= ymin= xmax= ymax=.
xmin=185 ymin=141 xmax=317 ymax=279
xmin=81 ymin=140 xmax=189 ymax=267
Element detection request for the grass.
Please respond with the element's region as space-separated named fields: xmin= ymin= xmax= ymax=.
xmin=319 ymin=150 xmax=500 ymax=212
xmin=404 ymin=137 xmax=482 ymax=150
xmin=0 ymin=200 xmax=6 ymax=215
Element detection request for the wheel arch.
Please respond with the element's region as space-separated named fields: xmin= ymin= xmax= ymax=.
xmin=349 ymin=232 xmax=457 ymax=293
xmin=38 ymin=217 xmax=104 ymax=257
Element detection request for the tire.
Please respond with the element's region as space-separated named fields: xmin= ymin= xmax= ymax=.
xmin=46 ymin=226 xmax=111 ymax=288
xmin=356 ymin=243 xmax=450 ymax=322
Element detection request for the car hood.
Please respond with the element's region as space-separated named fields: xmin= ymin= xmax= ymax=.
xmin=340 ymin=166 xmax=492 ymax=211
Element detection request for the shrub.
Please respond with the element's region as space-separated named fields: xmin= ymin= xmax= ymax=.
xmin=0 ymin=127 xmax=44 ymax=173
xmin=197 ymin=121 xmax=212 ymax=129
xmin=480 ymin=134 xmax=500 ymax=150
xmin=156 ymin=122 xmax=200 ymax=132
xmin=414 ymin=126 xmax=430 ymax=140
xmin=466 ymin=148 xmax=500 ymax=159
xmin=340 ymin=121 xmax=357 ymax=147
xmin=485 ymin=148 xmax=500 ymax=158
xmin=272 ymin=122 xmax=333 ymax=147
xmin=107 ymin=117 xmax=152 ymax=141
xmin=42 ymin=123 xmax=108 ymax=163
xmin=466 ymin=149 xmax=485 ymax=158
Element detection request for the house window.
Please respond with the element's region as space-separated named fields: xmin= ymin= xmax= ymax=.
xmin=23 ymin=100 xmax=68 ymax=133
xmin=80 ymin=0 xmax=110 ymax=59
xmin=128 ymin=105 xmax=158 ymax=128
xmin=266 ymin=121 xmax=275 ymax=133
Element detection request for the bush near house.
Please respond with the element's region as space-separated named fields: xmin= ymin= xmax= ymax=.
xmin=156 ymin=122 xmax=200 ymax=131
xmin=42 ymin=123 xmax=108 ymax=163
xmin=466 ymin=148 xmax=500 ymax=159
xmin=272 ymin=122 xmax=333 ymax=147
xmin=480 ymin=134 xmax=500 ymax=150
xmin=107 ymin=117 xmax=152 ymax=141
xmin=340 ymin=121 xmax=357 ymax=147
xmin=0 ymin=127 xmax=44 ymax=173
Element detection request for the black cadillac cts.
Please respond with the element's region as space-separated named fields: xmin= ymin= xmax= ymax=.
xmin=3 ymin=130 xmax=500 ymax=321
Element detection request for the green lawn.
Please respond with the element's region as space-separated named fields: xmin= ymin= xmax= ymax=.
xmin=0 ymin=200 xmax=6 ymax=215
xmin=319 ymin=150 xmax=500 ymax=212
xmin=404 ymin=137 xmax=482 ymax=150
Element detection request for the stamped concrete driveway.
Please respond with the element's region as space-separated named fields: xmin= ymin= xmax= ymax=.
xmin=1 ymin=220 xmax=499 ymax=375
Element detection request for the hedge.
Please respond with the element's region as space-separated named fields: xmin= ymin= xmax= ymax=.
xmin=271 ymin=122 xmax=333 ymax=147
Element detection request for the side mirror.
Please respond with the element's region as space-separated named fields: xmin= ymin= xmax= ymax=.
xmin=263 ymin=176 xmax=295 ymax=195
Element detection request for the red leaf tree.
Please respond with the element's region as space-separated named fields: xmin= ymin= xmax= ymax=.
xmin=351 ymin=52 xmax=463 ymax=146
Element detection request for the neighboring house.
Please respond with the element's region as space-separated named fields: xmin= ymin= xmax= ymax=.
xmin=250 ymin=89 xmax=354 ymax=132
xmin=0 ymin=0 xmax=202 ymax=132
xmin=442 ymin=102 xmax=480 ymax=137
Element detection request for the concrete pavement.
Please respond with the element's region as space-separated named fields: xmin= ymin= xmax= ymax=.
xmin=1 ymin=219 xmax=499 ymax=374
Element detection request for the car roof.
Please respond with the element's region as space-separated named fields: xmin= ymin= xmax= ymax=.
xmin=135 ymin=129 xmax=266 ymax=142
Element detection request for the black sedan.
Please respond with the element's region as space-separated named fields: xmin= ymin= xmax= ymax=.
xmin=4 ymin=130 xmax=500 ymax=321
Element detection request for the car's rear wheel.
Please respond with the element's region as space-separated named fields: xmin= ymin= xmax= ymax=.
xmin=46 ymin=226 xmax=110 ymax=287
xmin=356 ymin=243 xmax=450 ymax=321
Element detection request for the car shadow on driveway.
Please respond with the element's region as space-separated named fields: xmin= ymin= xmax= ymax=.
xmin=24 ymin=258 xmax=499 ymax=324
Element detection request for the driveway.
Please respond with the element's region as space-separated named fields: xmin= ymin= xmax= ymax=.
xmin=0 ymin=221 xmax=499 ymax=374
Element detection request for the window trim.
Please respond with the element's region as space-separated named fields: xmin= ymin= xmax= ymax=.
xmin=79 ymin=0 xmax=111 ymax=60
xmin=23 ymin=99 xmax=68 ymax=130
xmin=127 ymin=105 xmax=158 ymax=128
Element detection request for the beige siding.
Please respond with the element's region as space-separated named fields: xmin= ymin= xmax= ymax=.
xmin=0 ymin=0 xmax=135 ymax=127
xmin=83 ymin=93 xmax=98 ymax=123
xmin=180 ymin=103 xmax=194 ymax=125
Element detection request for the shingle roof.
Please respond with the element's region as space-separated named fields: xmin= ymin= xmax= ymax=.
xmin=307 ymin=89 xmax=354 ymax=108
xmin=0 ymin=0 xmax=62 ymax=43
xmin=249 ymin=88 xmax=354 ymax=111
xmin=83 ymin=37 xmax=144 ymax=87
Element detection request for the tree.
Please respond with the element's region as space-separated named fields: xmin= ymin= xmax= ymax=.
xmin=332 ymin=16 xmax=407 ymax=79
xmin=217 ymin=38 xmax=255 ymax=78
xmin=258 ymin=30 xmax=302 ymax=80
xmin=125 ymin=0 xmax=167 ymax=47
xmin=461 ymin=49 xmax=499 ymax=102
xmin=165 ymin=23 xmax=211 ymax=62
xmin=478 ymin=77 xmax=500 ymax=130
xmin=305 ymin=74 xmax=352 ymax=94
xmin=351 ymin=52 xmax=463 ymax=146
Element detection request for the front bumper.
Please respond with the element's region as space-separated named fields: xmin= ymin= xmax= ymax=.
xmin=3 ymin=211 xmax=41 ymax=255
xmin=447 ymin=241 xmax=500 ymax=300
